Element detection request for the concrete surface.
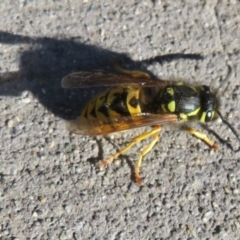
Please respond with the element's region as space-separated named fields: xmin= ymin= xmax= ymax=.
xmin=0 ymin=0 xmax=240 ymax=239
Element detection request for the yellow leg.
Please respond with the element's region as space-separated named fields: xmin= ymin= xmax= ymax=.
xmin=110 ymin=59 xmax=151 ymax=79
xmin=99 ymin=126 xmax=162 ymax=176
xmin=134 ymin=132 xmax=160 ymax=185
xmin=183 ymin=127 xmax=218 ymax=150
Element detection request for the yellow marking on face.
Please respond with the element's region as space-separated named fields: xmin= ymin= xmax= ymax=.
xmin=212 ymin=111 xmax=215 ymax=119
xmin=200 ymin=112 xmax=207 ymax=122
xmin=187 ymin=107 xmax=200 ymax=117
xmin=168 ymin=101 xmax=176 ymax=112
xmin=205 ymin=110 xmax=214 ymax=121
xmin=166 ymin=87 xmax=174 ymax=96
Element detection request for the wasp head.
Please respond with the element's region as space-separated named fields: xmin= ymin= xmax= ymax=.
xmin=199 ymin=85 xmax=217 ymax=123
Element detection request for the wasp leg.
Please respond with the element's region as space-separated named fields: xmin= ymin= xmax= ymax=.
xmin=134 ymin=131 xmax=160 ymax=185
xmin=183 ymin=127 xmax=219 ymax=150
xmin=110 ymin=59 xmax=151 ymax=79
xmin=99 ymin=126 xmax=162 ymax=180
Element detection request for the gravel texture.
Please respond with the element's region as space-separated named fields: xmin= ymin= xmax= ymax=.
xmin=0 ymin=1 xmax=240 ymax=239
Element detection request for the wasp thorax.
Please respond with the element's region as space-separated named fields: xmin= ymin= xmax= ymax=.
xmin=199 ymin=85 xmax=216 ymax=123
xmin=153 ymin=84 xmax=217 ymax=123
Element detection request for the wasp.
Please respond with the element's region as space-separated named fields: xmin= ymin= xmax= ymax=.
xmin=62 ymin=61 xmax=240 ymax=184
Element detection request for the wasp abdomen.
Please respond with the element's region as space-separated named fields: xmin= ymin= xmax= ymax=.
xmin=81 ymin=87 xmax=142 ymax=119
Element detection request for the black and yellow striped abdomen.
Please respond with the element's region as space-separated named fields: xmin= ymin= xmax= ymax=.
xmin=81 ymin=87 xmax=142 ymax=119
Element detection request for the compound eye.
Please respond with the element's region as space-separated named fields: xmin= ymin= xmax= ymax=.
xmin=205 ymin=110 xmax=213 ymax=122
xmin=200 ymin=110 xmax=214 ymax=123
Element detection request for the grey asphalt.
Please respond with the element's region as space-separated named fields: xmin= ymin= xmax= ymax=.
xmin=0 ymin=1 xmax=240 ymax=239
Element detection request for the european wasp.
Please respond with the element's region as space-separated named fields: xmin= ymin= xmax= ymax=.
xmin=62 ymin=61 xmax=240 ymax=184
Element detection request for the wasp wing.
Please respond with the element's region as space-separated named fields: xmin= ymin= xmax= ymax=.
xmin=62 ymin=71 xmax=170 ymax=88
xmin=66 ymin=113 xmax=178 ymax=136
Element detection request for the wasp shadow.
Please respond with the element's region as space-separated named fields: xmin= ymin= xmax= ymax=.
xmin=0 ymin=31 xmax=203 ymax=120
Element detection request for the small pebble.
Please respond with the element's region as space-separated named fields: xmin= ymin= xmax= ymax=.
xmin=38 ymin=196 xmax=47 ymax=203
xmin=32 ymin=212 xmax=38 ymax=217
xmin=6 ymin=119 xmax=14 ymax=128
xmin=202 ymin=211 xmax=214 ymax=223
xmin=22 ymin=98 xmax=31 ymax=103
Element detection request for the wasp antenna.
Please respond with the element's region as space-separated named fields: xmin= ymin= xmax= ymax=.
xmin=217 ymin=110 xmax=240 ymax=152
xmin=216 ymin=65 xmax=233 ymax=97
